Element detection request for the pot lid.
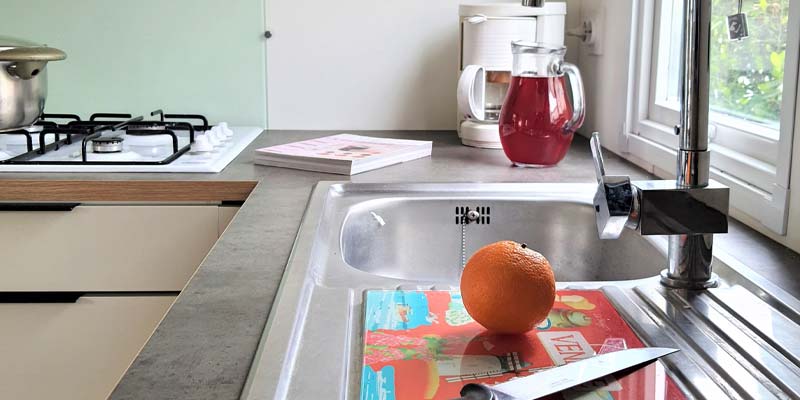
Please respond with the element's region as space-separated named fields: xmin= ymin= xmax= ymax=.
xmin=0 ymin=36 xmax=66 ymax=68
xmin=0 ymin=36 xmax=42 ymax=49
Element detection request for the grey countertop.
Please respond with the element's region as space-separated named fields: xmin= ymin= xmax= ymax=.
xmin=6 ymin=130 xmax=797 ymax=399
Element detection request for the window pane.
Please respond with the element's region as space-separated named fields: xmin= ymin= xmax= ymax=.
xmin=655 ymin=0 xmax=684 ymax=107
xmin=710 ymin=0 xmax=789 ymax=128
xmin=656 ymin=0 xmax=790 ymax=129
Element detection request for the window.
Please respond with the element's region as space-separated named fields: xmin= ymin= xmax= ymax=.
xmin=628 ymin=0 xmax=799 ymax=234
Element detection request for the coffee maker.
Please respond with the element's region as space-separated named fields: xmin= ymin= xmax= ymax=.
xmin=457 ymin=2 xmax=567 ymax=148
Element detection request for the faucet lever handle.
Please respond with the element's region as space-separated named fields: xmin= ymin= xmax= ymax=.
xmin=589 ymin=132 xmax=637 ymax=239
xmin=590 ymin=132 xmax=606 ymax=184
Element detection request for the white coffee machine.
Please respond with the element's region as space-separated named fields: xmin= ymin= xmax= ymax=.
xmin=457 ymin=2 xmax=566 ymax=148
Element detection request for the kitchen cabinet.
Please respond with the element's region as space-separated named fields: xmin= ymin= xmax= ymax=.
xmin=0 ymin=201 xmax=239 ymax=399
xmin=219 ymin=204 xmax=240 ymax=236
xmin=0 ymin=295 xmax=175 ymax=400
xmin=0 ymin=204 xmax=239 ymax=292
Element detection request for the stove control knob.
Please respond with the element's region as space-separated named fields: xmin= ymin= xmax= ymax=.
xmin=218 ymin=122 xmax=234 ymax=137
xmin=192 ymin=134 xmax=213 ymax=152
xmin=206 ymin=129 xmax=222 ymax=146
xmin=210 ymin=126 xmax=228 ymax=143
xmin=218 ymin=126 xmax=231 ymax=141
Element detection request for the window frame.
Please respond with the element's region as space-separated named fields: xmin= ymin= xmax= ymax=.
xmin=624 ymin=0 xmax=800 ymax=235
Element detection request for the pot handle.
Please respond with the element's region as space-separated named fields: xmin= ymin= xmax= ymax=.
xmin=0 ymin=47 xmax=66 ymax=80
xmin=561 ymin=62 xmax=585 ymax=134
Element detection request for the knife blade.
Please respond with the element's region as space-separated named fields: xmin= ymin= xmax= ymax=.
xmin=458 ymin=347 xmax=678 ymax=400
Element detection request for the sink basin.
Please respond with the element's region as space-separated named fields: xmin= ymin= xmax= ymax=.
xmin=242 ymin=182 xmax=800 ymax=400
xmin=342 ymin=197 xmax=663 ymax=282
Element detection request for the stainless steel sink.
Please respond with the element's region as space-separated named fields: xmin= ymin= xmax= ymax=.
xmin=242 ymin=182 xmax=800 ymax=400
xmin=341 ymin=196 xmax=663 ymax=283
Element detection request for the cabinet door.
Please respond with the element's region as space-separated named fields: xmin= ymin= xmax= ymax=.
xmin=218 ymin=205 xmax=240 ymax=236
xmin=0 ymin=205 xmax=219 ymax=291
xmin=0 ymin=295 xmax=176 ymax=400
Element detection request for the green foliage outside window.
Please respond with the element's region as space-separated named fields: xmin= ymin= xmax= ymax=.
xmin=709 ymin=0 xmax=789 ymax=127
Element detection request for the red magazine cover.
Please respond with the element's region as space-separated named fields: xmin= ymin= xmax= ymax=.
xmin=360 ymin=289 xmax=685 ymax=400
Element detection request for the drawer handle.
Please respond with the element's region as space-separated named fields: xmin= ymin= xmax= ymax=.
xmin=0 ymin=203 xmax=80 ymax=212
xmin=0 ymin=292 xmax=84 ymax=303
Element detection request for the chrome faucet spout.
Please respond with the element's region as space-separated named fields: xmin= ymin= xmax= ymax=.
xmin=676 ymin=0 xmax=712 ymax=189
xmin=665 ymin=0 xmax=717 ymax=288
xmin=521 ymin=0 xmax=545 ymax=7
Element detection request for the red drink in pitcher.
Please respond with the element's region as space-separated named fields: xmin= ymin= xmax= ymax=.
xmin=499 ymin=76 xmax=574 ymax=166
xmin=498 ymin=42 xmax=584 ymax=167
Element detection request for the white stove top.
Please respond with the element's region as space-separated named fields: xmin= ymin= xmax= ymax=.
xmin=0 ymin=125 xmax=262 ymax=173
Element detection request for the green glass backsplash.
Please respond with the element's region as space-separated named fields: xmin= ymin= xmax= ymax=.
xmin=1 ymin=0 xmax=267 ymax=127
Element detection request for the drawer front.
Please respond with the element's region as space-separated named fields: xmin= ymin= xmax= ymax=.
xmin=218 ymin=205 xmax=240 ymax=235
xmin=0 ymin=205 xmax=219 ymax=291
xmin=0 ymin=295 xmax=176 ymax=400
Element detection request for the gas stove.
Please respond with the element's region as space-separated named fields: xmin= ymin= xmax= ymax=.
xmin=0 ymin=110 xmax=262 ymax=172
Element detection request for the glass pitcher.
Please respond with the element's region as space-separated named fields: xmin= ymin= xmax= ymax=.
xmin=498 ymin=41 xmax=585 ymax=167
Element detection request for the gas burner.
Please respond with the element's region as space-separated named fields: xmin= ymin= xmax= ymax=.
xmin=91 ymin=136 xmax=124 ymax=153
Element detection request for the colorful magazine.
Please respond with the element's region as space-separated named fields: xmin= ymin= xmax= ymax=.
xmin=360 ymin=289 xmax=685 ymax=400
xmin=254 ymin=134 xmax=432 ymax=175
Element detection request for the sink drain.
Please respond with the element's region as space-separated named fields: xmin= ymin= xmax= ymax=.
xmin=455 ymin=206 xmax=490 ymax=225
xmin=457 ymin=206 xmax=491 ymax=270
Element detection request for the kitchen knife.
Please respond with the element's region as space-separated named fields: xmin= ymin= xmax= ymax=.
xmin=458 ymin=347 xmax=678 ymax=400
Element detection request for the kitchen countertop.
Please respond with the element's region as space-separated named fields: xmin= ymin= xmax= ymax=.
xmin=3 ymin=130 xmax=798 ymax=399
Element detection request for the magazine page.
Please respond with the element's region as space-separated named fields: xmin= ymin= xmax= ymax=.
xmin=360 ymin=289 xmax=685 ymax=400
xmin=256 ymin=134 xmax=428 ymax=162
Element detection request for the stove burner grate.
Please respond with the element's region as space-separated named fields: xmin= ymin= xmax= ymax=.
xmin=0 ymin=110 xmax=208 ymax=165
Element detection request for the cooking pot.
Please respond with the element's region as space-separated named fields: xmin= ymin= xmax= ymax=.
xmin=0 ymin=36 xmax=66 ymax=132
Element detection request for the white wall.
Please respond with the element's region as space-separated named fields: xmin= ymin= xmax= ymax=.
xmin=567 ymin=0 xmax=636 ymax=154
xmin=265 ymin=0 xmax=511 ymax=130
xmin=564 ymin=1 xmax=583 ymax=64
xmin=266 ymin=0 xmax=582 ymax=130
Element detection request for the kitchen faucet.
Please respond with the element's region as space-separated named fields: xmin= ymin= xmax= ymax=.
xmin=591 ymin=0 xmax=730 ymax=289
xmin=521 ymin=0 xmax=728 ymax=288
xmin=521 ymin=0 xmax=545 ymax=7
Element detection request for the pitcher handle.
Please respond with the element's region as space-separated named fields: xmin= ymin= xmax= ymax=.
xmin=457 ymin=65 xmax=486 ymax=121
xmin=561 ymin=62 xmax=585 ymax=133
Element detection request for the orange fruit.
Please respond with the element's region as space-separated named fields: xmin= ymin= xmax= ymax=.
xmin=460 ymin=240 xmax=556 ymax=334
